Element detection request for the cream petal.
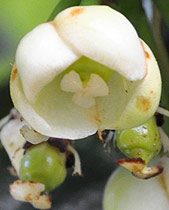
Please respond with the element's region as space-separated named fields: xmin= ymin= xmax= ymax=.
xmin=16 ymin=23 xmax=80 ymax=104
xmin=54 ymin=6 xmax=146 ymax=81
xmin=20 ymin=125 xmax=49 ymax=144
xmin=10 ymin=69 xmax=98 ymax=140
xmin=10 ymin=181 xmax=51 ymax=209
xmin=97 ymin=40 xmax=161 ymax=130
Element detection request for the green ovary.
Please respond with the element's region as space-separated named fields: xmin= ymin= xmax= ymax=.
xmin=19 ymin=143 xmax=67 ymax=192
xmin=117 ymin=117 xmax=162 ymax=163
xmin=63 ymin=56 xmax=113 ymax=83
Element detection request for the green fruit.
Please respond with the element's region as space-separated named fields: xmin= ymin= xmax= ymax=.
xmin=19 ymin=142 xmax=67 ymax=191
xmin=117 ymin=117 xmax=162 ymax=163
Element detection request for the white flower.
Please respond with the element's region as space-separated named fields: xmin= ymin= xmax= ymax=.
xmin=103 ymin=156 xmax=169 ymax=210
xmin=10 ymin=6 xmax=161 ymax=140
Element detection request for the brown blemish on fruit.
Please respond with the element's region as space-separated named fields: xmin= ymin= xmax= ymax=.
xmin=71 ymin=8 xmax=85 ymax=16
xmin=136 ymin=96 xmax=151 ymax=112
xmin=11 ymin=68 xmax=18 ymax=81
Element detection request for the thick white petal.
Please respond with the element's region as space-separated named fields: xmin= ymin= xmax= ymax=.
xmin=0 ymin=118 xmax=26 ymax=174
xmin=97 ymin=40 xmax=161 ymax=130
xmin=20 ymin=125 xmax=49 ymax=144
xmin=54 ymin=6 xmax=146 ymax=81
xmin=16 ymin=23 xmax=80 ymax=104
xmin=10 ymin=69 xmax=98 ymax=139
xmin=10 ymin=181 xmax=51 ymax=209
xmin=103 ymin=157 xmax=169 ymax=210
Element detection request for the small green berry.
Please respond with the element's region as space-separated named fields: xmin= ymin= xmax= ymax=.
xmin=19 ymin=142 xmax=67 ymax=191
xmin=117 ymin=117 xmax=162 ymax=163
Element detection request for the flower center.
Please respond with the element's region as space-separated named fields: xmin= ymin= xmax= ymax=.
xmin=60 ymin=70 xmax=109 ymax=108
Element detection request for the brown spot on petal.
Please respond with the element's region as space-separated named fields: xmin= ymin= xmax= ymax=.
xmin=9 ymin=142 xmax=14 ymax=148
xmin=145 ymin=51 xmax=150 ymax=59
xmin=116 ymin=158 xmax=145 ymax=165
xmin=116 ymin=158 xmax=145 ymax=174
xmin=71 ymin=8 xmax=85 ymax=16
xmin=25 ymin=193 xmax=33 ymax=202
xmin=140 ymin=40 xmax=148 ymax=77
xmin=160 ymin=171 xmax=169 ymax=198
xmin=11 ymin=68 xmax=18 ymax=81
xmin=136 ymin=96 xmax=151 ymax=112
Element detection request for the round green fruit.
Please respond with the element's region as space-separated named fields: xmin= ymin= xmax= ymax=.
xmin=19 ymin=142 xmax=67 ymax=191
xmin=116 ymin=117 xmax=162 ymax=163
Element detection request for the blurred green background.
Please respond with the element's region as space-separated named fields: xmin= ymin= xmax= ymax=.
xmin=0 ymin=0 xmax=169 ymax=209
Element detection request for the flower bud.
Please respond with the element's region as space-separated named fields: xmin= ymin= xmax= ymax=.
xmin=103 ymin=156 xmax=169 ymax=210
xmin=10 ymin=6 xmax=161 ymax=140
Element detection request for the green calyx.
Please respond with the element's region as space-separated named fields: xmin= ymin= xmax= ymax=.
xmin=117 ymin=117 xmax=162 ymax=163
xmin=63 ymin=56 xmax=113 ymax=85
xmin=19 ymin=142 xmax=67 ymax=192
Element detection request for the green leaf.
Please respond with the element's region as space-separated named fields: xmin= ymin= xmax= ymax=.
xmin=0 ymin=0 xmax=64 ymax=86
xmin=80 ymin=0 xmax=102 ymax=5
xmin=154 ymin=0 xmax=169 ymax=27
xmin=48 ymin=0 xmax=81 ymax=21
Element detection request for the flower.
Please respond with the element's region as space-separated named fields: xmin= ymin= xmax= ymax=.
xmin=10 ymin=6 xmax=161 ymax=140
xmin=103 ymin=156 xmax=169 ymax=210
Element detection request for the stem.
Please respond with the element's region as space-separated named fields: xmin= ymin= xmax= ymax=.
xmin=80 ymin=0 xmax=102 ymax=5
xmin=67 ymin=144 xmax=82 ymax=176
xmin=157 ymin=106 xmax=169 ymax=118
